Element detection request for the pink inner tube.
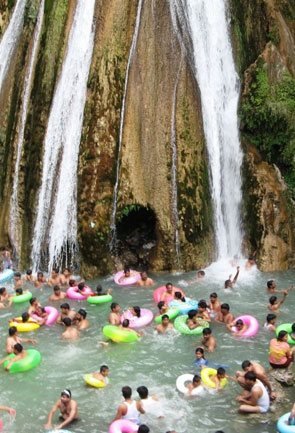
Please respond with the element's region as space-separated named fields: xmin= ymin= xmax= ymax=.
xmin=114 ymin=271 xmax=141 ymax=286
xmin=121 ymin=309 xmax=154 ymax=329
xmin=109 ymin=420 xmax=138 ymax=433
xmin=0 ymin=418 xmax=3 ymax=431
xmin=153 ymin=285 xmax=182 ymax=303
xmin=232 ymin=315 xmax=259 ymax=337
xmin=66 ymin=286 xmax=93 ymax=300
xmin=44 ymin=306 xmax=59 ymax=326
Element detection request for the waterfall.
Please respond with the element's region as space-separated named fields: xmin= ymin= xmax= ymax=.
xmin=9 ymin=0 xmax=45 ymax=259
xmin=109 ymin=0 xmax=143 ymax=255
xmin=31 ymin=0 xmax=96 ymax=272
xmin=171 ymin=0 xmax=243 ymax=259
xmin=0 ymin=0 xmax=26 ymax=94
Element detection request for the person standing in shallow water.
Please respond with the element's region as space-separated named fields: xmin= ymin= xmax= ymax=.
xmin=44 ymin=389 xmax=79 ymax=430
xmin=113 ymin=386 xmax=145 ymax=424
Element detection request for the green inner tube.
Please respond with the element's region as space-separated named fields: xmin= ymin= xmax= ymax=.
xmin=174 ymin=315 xmax=209 ymax=335
xmin=154 ymin=308 xmax=180 ymax=324
xmin=276 ymin=323 xmax=295 ymax=345
xmin=12 ymin=291 xmax=32 ymax=304
xmin=3 ymin=349 xmax=42 ymax=373
xmin=102 ymin=325 xmax=139 ymax=343
xmin=87 ymin=294 xmax=113 ymax=304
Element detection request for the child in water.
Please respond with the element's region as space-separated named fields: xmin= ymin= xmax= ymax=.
xmin=194 ymin=347 xmax=208 ymax=370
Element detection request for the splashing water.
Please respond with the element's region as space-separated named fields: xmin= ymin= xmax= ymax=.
xmin=31 ymin=0 xmax=96 ymax=272
xmin=0 ymin=0 xmax=26 ymax=94
xmin=109 ymin=0 xmax=143 ymax=255
xmin=171 ymin=0 xmax=244 ymax=259
xmin=9 ymin=0 xmax=45 ymax=259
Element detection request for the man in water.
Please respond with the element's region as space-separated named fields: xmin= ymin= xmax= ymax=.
xmin=268 ymin=293 xmax=288 ymax=312
xmin=61 ymin=318 xmax=80 ymax=340
xmin=0 ymin=343 xmax=27 ymax=371
xmin=13 ymin=272 xmax=23 ymax=290
xmin=160 ymin=283 xmax=185 ymax=303
xmin=113 ymin=386 xmax=145 ymax=424
xmin=48 ymin=268 xmax=62 ymax=286
xmin=73 ymin=308 xmax=89 ymax=330
xmin=201 ymin=328 xmax=216 ymax=352
xmin=155 ymin=314 xmax=174 ymax=334
xmin=57 ymin=303 xmax=76 ymax=323
xmin=266 ymin=280 xmax=289 ymax=295
xmin=137 ymin=271 xmax=154 ymax=287
xmin=224 ymin=266 xmax=240 ymax=289
xmin=109 ymin=303 xmax=122 ymax=326
xmin=186 ymin=374 xmax=204 ymax=396
xmin=6 ymin=326 xmax=36 ymax=354
xmin=197 ymin=270 xmax=205 ymax=279
xmin=49 ymin=285 xmax=66 ymax=301
xmin=59 ymin=268 xmax=72 ymax=287
xmin=44 ymin=389 xmax=79 ymax=430
xmin=136 ymin=385 xmax=164 ymax=418
xmin=236 ymin=371 xmax=270 ymax=413
xmin=235 ymin=360 xmax=276 ymax=400
xmin=216 ymin=303 xmax=235 ymax=325
xmin=34 ymin=271 xmax=47 ymax=288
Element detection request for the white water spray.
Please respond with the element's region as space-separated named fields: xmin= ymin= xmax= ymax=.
xmin=171 ymin=0 xmax=243 ymax=259
xmin=0 ymin=0 xmax=26 ymax=94
xmin=109 ymin=0 xmax=143 ymax=254
xmin=31 ymin=0 xmax=95 ymax=271
xmin=9 ymin=0 xmax=44 ymax=258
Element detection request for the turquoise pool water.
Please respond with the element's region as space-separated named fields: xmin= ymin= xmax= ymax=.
xmin=0 ymin=262 xmax=294 ymax=433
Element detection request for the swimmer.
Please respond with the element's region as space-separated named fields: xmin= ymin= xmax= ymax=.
xmin=227 ymin=319 xmax=247 ymax=336
xmin=120 ymin=319 xmax=142 ymax=337
xmin=236 ymin=360 xmax=276 ymax=400
xmin=201 ymin=328 xmax=216 ymax=352
xmin=186 ymin=374 xmax=203 ymax=396
xmin=129 ymin=306 xmax=141 ymax=319
xmin=173 ymin=291 xmax=186 ymax=303
xmin=224 ymin=266 xmax=240 ymax=289
xmin=44 ymin=389 xmax=79 ymax=430
xmin=186 ymin=310 xmax=202 ymax=330
xmin=6 ymin=326 xmax=36 ymax=354
xmin=118 ymin=267 xmax=137 ymax=284
xmin=92 ymin=365 xmax=110 ymax=385
xmin=216 ymin=303 xmax=235 ymax=325
xmin=113 ymin=386 xmax=145 ymax=424
xmin=34 ymin=271 xmax=47 ymax=288
xmin=209 ymin=292 xmax=221 ymax=319
xmin=13 ymin=272 xmax=23 ymax=290
xmin=160 ymin=283 xmax=185 ymax=303
xmin=0 ymin=405 xmax=16 ymax=416
xmin=0 ymin=287 xmax=12 ymax=308
xmin=245 ymin=252 xmax=256 ymax=270
xmin=155 ymin=315 xmax=174 ymax=334
xmin=22 ymin=269 xmax=35 ymax=283
xmin=194 ymin=347 xmax=208 ymax=370
xmin=266 ymin=280 xmax=289 ymax=295
xmin=48 ymin=268 xmax=61 ymax=286
xmin=196 ymin=270 xmax=205 ymax=279
xmin=156 ymin=301 xmax=169 ymax=315
xmin=137 ymin=271 xmax=154 ymax=287
xmin=90 ymin=284 xmax=112 ymax=296
xmin=138 ymin=425 xmax=150 ymax=433
xmin=28 ymin=298 xmax=48 ymax=325
xmin=211 ymin=367 xmax=227 ymax=391
xmin=291 ymin=323 xmax=295 ymax=340
xmin=61 ymin=317 xmax=80 ymax=340
xmin=196 ymin=300 xmax=211 ymax=322
xmin=0 ymin=343 xmax=27 ymax=371
xmin=57 ymin=303 xmax=76 ymax=323
xmin=49 ymin=285 xmax=66 ymax=301
xmin=109 ymin=303 xmax=122 ymax=326
xmin=10 ymin=311 xmax=37 ymax=324
xmin=263 ymin=313 xmax=277 ymax=331
xmin=59 ymin=268 xmax=72 ymax=288
xmin=73 ymin=308 xmax=89 ymax=330
xmin=236 ymin=371 xmax=270 ymax=413
xmin=136 ymin=385 xmax=164 ymax=418
xmin=268 ymin=293 xmax=287 ymax=312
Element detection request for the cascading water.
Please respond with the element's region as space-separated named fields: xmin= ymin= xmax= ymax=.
xmin=109 ymin=0 xmax=143 ymax=255
xmin=9 ymin=0 xmax=45 ymax=259
xmin=0 ymin=0 xmax=26 ymax=94
xmin=171 ymin=0 xmax=243 ymax=259
xmin=31 ymin=0 xmax=95 ymax=272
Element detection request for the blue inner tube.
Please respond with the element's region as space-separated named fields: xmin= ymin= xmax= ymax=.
xmin=277 ymin=413 xmax=295 ymax=433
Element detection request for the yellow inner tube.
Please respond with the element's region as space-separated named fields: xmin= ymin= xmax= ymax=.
xmin=201 ymin=367 xmax=227 ymax=389
xmin=9 ymin=319 xmax=40 ymax=333
xmin=84 ymin=374 xmax=106 ymax=388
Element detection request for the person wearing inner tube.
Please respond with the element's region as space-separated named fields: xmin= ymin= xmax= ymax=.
xmin=160 ymin=283 xmax=185 ymax=303
xmin=227 ymin=319 xmax=247 ymax=336
xmin=0 ymin=343 xmax=27 ymax=371
xmin=210 ymin=367 xmax=227 ymax=391
xmin=136 ymin=271 xmax=154 ymax=287
xmin=155 ymin=315 xmax=174 ymax=334
xmin=196 ymin=300 xmax=211 ymax=322
xmin=236 ymin=371 xmax=270 ymax=414
xmin=28 ymin=297 xmax=48 ymax=325
xmin=269 ymin=330 xmax=295 ymax=369
xmin=109 ymin=303 xmax=122 ymax=326
xmin=0 ymin=286 xmax=12 ymax=308
xmin=156 ymin=301 xmax=169 ymax=316
xmin=113 ymin=386 xmax=145 ymax=425
xmin=44 ymin=389 xmax=79 ymax=430
xmin=118 ymin=267 xmax=138 ymax=284
xmin=92 ymin=365 xmax=110 ymax=385
xmin=57 ymin=302 xmax=76 ymax=324
xmin=89 ymin=284 xmax=112 ymax=297
xmin=185 ymin=374 xmax=203 ymax=396
xmin=119 ymin=319 xmax=142 ymax=337
xmin=235 ymin=360 xmax=276 ymax=401
xmin=186 ymin=310 xmax=202 ymax=330
xmin=6 ymin=326 xmax=37 ymax=354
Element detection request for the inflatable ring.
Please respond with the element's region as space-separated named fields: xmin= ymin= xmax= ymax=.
xmin=87 ymin=294 xmax=113 ymax=305
xmin=176 ymin=374 xmax=206 ymax=396
xmin=276 ymin=324 xmax=295 ymax=345
xmin=9 ymin=318 xmax=40 ymax=333
xmin=277 ymin=412 xmax=295 ymax=433
xmin=44 ymin=306 xmax=59 ymax=326
xmin=66 ymin=285 xmax=93 ymax=300
xmin=232 ymin=315 xmax=259 ymax=337
xmin=154 ymin=308 xmax=179 ymax=324
xmin=201 ymin=367 xmax=227 ymax=389
xmin=109 ymin=419 xmax=139 ymax=433
xmin=103 ymin=325 xmax=139 ymax=343
xmin=153 ymin=285 xmax=181 ymax=303
xmin=0 ymin=269 xmax=14 ymax=284
xmin=121 ymin=309 xmax=153 ymax=329
xmin=169 ymin=298 xmax=198 ymax=315
xmin=113 ymin=271 xmax=140 ymax=286
xmin=11 ymin=291 xmax=32 ymax=304
xmin=174 ymin=315 xmax=209 ymax=335
xmin=48 ymin=430 xmax=73 ymax=433
xmin=3 ymin=349 xmax=41 ymax=373
xmin=84 ymin=373 xmax=107 ymax=388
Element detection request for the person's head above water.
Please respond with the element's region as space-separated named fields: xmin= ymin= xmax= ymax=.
xmin=131 ymin=306 xmax=141 ymax=318
xmin=165 ymin=283 xmax=173 ymax=293
xmin=111 ymin=302 xmax=120 ymax=312
xmin=138 ymin=425 xmax=150 ymax=433
xmin=122 ymin=386 xmax=132 ymax=399
xmin=124 ymin=267 xmax=130 ymax=277
xmin=137 ymin=385 xmax=148 ymax=399
xmin=122 ymin=319 xmax=130 ymax=328
xmin=197 ymin=270 xmax=205 ymax=278
xmin=61 ymin=389 xmax=71 ymax=400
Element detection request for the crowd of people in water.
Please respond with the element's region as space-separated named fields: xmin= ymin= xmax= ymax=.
xmin=0 ymin=249 xmax=294 ymax=432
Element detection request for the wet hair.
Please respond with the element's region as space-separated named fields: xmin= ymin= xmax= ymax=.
xmin=21 ymin=312 xmax=30 ymax=322
xmin=235 ymin=319 xmax=244 ymax=326
xmin=78 ymin=282 xmax=85 ymax=291
xmin=124 ymin=266 xmax=130 ymax=273
xmin=277 ymin=330 xmax=288 ymax=341
xmin=198 ymin=300 xmax=208 ymax=309
xmin=215 ymin=431 xmax=225 ymax=433
xmin=132 ymin=306 xmax=141 ymax=318
xmin=122 ymin=386 xmax=132 ymax=399
xmin=192 ymin=374 xmax=201 ymax=383
xmin=14 ymin=343 xmax=23 ymax=353
xmin=37 ymin=271 xmax=44 ymax=278
xmin=267 ymin=279 xmax=274 ymax=288
xmin=195 ymin=347 xmax=205 ymax=355
xmin=63 ymin=317 xmax=72 ymax=327
xmin=244 ymin=371 xmax=256 ymax=382
xmin=96 ymin=284 xmax=103 ymax=293
xmin=78 ymin=308 xmax=87 ymax=319
xmin=157 ymin=301 xmax=165 ymax=311
xmin=9 ymin=326 xmax=17 ymax=336
xmin=0 ymin=287 xmax=6 ymax=295
xmin=26 ymin=269 xmax=32 ymax=275
xmin=29 ymin=297 xmax=37 ymax=305
xmin=188 ymin=309 xmax=197 ymax=319
xmin=122 ymin=319 xmax=130 ymax=328
xmin=224 ymin=279 xmax=231 ymax=288
xmin=69 ymin=279 xmax=76 ymax=287
xmin=15 ymin=288 xmax=23 ymax=295
xmin=53 ymin=285 xmax=61 ymax=292
xmin=138 ymin=425 xmax=150 ymax=433
xmin=111 ymin=302 xmax=119 ymax=311
xmin=202 ymin=327 xmax=212 ymax=336
xmin=165 ymin=282 xmax=172 ymax=289
xmin=269 ymin=296 xmax=277 ymax=305
xmin=221 ymin=303 xmax=230 ymax=311
xmin=174 ymin=291 xmax=185 ymax=302
xmin=241 ymin=360 xmax=252 ymax=370
xmin=162 ymin=314 xmax=169 ymax=321
xmin=61 ymin=389 xmax=71 ymax=398
xmin=52 ymin=267 xmax=59 ymax=273
xmin=217 ymin=367 xmax=226 ymax=376
xmin=14 ymin=272 xmax=21 ymax=278
xmin=266 ymin=313 xmax=276 ymax=323
xmin=197 ymin=270 xmax=205 ymax=277
xmin=60 ymin=303 xmax=70 ymax=310
xmin=137 ymin=385 xmax=148 ymax=399
xmin=100 ymin=365 xmax=109 ymax=373
xmin=210 ymin=292 xmax=218 ymax=298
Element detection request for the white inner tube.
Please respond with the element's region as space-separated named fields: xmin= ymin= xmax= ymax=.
xmin=176 ymin=374 xmax=206 ymax=396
